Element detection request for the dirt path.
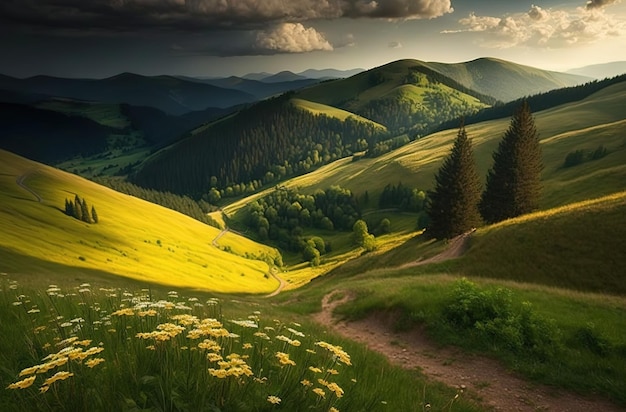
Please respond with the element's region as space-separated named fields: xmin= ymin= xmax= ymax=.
xmin=266 ymin=268 xmax=287 ymax=298
xmin=212 ymin=228 xmax=229 ymax=247
xmin=400 ymin=229 xmax=474 ymax=269
xmin=312 ymin=235 xmax=625 ymax=412
xmin=16 ymin=171 xmax=42 ymax=203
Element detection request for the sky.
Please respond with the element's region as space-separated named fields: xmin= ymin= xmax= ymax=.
xmin=1 ymin=0 xmax=625 ymax=78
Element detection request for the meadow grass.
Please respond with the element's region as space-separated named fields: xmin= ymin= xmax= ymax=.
xmin=0 ymin=275 xmax=481 ymax=412
xmin=34 ymin=101 xmax=131 ymax=129
xmin=281 ymin=272 xmax=626 ymax=407
xmin=290 ymin=99 xmax=387 ymax=130
xmin=0 ymin=150 xmax=280 ymax=294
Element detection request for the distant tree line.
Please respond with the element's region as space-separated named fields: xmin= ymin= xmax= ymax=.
xmin=378 ymin=183 xmax=427 ymax=212
xmin=95 ymin=178 xmax=220 ymax=228
xmin=563 ymin=145 xmax=608 ymax=168
xmin=132 ymin=93 xmax=388 ymax=197
xmin=65 ymin=195 xmax=98 ymax=224
xmin=427 ymin=101 xmax=542 ymax=239
xmin=437 ymin=73 xmax=626 ymax=133
xmin=246 ymin=185 xmax=361 ymax=265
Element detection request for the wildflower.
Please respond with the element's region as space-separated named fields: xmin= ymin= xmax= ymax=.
xmin=27 ymin=308 xmax=41 ymax=314
xmin=19 ymin=365 xmax=40 ymax=377
xmin=312 ymin=388 xmax=326 ymax=398
xmin=85 ymin=358 xmax=105 ymax=368
xmin=137 ymin=310 xmax=157 ymax=317
xmin=301 ymin=379 xmax=313 ymax=387
xmin=287 ymin=327 xmax=305 ymax=337
xmin=39 ymin=385 xmax=49 ymax=393
xmin=327 ymin=382 xmax=344 ymax=398
xmin=309 ymin=366 xmax=322 ymax=373
xmin=275 ymin=352 xmax=296 ymax=366
xmin=329 ymin=408 xmax=339 ymax=412
xmin=243 ymin=343 xmax=253 ymax=349
xmin=43 ymin=371 xmax=74 ymax=386
xmin=171 ymin=314 xmax=198 ymax=326
xmin=230 ymin=319 xmax=258 ymax=328
xmin=327 ymin=368 xmax=339 ymax=375
xmin=111 ymin=308 xmax=134 ymax=316
xmin=7 ymin=375 xmax=37 ymax=390
xmin=315 ymin=341 xmax=351 ymax=365
xmin=254 ymin=332 xmax=270 ymax=340
xmin=198 ymin=339 xmax=221 ymax=352
xmin=76 ymin=339 xmax=92 ymax=347
xmin=207 ymin=353 xmax=223 ymax=362
xmin=267 ymin=395 xmax=281 ymax=405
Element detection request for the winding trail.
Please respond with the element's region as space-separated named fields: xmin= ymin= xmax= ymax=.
xmin=211 ymin=226 xmax=286 ymax=297
xmin=16 ymin=171 xmax=42 ymax=203
xmin=315 ymin=291 xmax=623 ymax=412
xmin=312 ymin=232 xmax=624 ymax=412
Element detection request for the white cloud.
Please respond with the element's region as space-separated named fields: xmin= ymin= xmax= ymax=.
xmin=443 ymin=2 xmax=625 ymax=48
xmin=255 ymin=23 xmax=333 ymax=53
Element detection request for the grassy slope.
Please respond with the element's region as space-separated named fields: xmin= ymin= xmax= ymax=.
xmin=424 ymin=57 xmax=589 ymax=102
xmin=0 ymin=149 xmax=280 ymax=293
xmin=244 ymin=81 xmax=626 ymax=210
xmin=290 ymin=98 xmax=387 ymax=130
xmin=296 ymin=59 xmax=488 ymax=112
xmin=34 ymin=100 xmax=130 ymax=129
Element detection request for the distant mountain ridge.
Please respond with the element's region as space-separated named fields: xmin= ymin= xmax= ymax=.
xmin=567 ymin=61 xmax=626 ymax=79
xmin=0 ymin=73 xmax=256 ymax=115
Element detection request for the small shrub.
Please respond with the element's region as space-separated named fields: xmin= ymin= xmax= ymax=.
xmin=440 ymin=279 xmax=560 ymax=358
xmin=563 ymin=150 xmax=585 ymax=168
xmin=572 ymin=322 xmax=612 ymax=356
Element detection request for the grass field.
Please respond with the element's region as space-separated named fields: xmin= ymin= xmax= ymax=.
xmin=290 ymin=98 xmax=387 ymax=131
xmin=0 ymin=149 xmax=281 ymax=294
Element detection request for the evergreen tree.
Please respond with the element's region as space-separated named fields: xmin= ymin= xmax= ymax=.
xmin=91 ymin=205 xmax=99 ymax=224
xmin=81 ymin=198 xmax=92 ymax=223
xmin=426 ymin=123 xmax=482 ymax=239
xmin=65 ymin=199 xmax=74 ymax=217
xmin=74 ymin=195 xmax=82 ymax=221
xmin=480 ymin=101 xmax=542 ymax=224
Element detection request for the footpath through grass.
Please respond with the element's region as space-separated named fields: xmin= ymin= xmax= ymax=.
xmin=284 ymin=273 xmax=626 ymax=408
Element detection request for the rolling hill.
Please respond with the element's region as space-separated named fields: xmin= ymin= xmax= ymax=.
xmin=223 ymin=76 xmax=626 ymax=219
xmin=0 ymin=149 xmax=280 ymax=293
xmin=423 ymin=57 xmax=590 ymax=102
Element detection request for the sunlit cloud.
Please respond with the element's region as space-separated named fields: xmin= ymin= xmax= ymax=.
xmin=442 ymin=1 xmax=625 ymax=48
xmin=255 ymin=23 xmax=333 ymax=53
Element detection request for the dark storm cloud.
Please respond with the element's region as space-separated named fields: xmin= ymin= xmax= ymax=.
xmin=586 ymin=0 xmax=618 ymax=9
xmin=0 ymin=0 xmax=453 ymax=33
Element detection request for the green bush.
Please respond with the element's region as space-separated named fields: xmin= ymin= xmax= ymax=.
xmin=440 ymin=279 xmax=560 ymax=359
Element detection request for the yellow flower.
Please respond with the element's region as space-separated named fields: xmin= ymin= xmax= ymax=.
xmin=85 ymin=358 xmax=105 ymax=368
xmin=327 ymin=382 xmax=344 ymax=398
xmin=19 ymin=365 xmax=40 ymax=377
xmin=43 ymin=371 xmax=74 ymax=386
xmin=312 ymin=388 xmax=326 ymax=398
xmin=267 ymin=395 xmax=281 ymax=405
xmin=76 ymin=339 xmax=92 ymax=347
xmin=301 ymin=379 xmax=312 ymax=387
xmin=7 ymin=375 xmax=36 ymax=390
xmin=39 ymin=385 xmax=49 ymax=394
xmin=309 ymin=366 xmax=322 ymax=373
xmin=111 ymin=308 xmax=134 ymax=316
xmin=275 ymin=352 xmax=296 ymax=366
xmin=327 ymin=368 xmax=339 ymax=375
xmin=243 ymin=343 xmax=253 ymax=349
xmin=315 ymin=341 xmax=351 ymax=365
xmin=207 ymin=353 xmax=223 ymax=362
xmin=329 ymin=408 xmax=339 ymax=412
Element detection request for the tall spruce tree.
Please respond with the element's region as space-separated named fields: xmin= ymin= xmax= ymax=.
xmin=480 ymin=101 xmax=543 ymax=224
xmin=426 ymin=123 xmax=482 ymax=239
xmin=91 ymin=205 xmax=99 ymax=224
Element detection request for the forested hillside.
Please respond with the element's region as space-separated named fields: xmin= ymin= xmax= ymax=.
xmin=132 ymin=93 xmax=387 ymax=196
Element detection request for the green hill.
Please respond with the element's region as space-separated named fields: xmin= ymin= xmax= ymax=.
xmin=0 ymin=149 xmax=280 ymax=293
xmin=244 ymin=79 xmax=626 ymax=211
xmin=290 ymin=98 xmax=387 ymax=130
xmin=424 ymin=57 xmax=589 ymax=102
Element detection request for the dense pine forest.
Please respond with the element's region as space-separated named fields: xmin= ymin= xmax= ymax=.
xmin=132 ymin=93 xmax=387 ymax=197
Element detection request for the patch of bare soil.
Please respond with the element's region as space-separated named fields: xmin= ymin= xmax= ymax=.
xmin=313 ymin=291 xmax=624 ymax=412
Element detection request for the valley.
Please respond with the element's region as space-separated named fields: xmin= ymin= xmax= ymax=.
xmin=1 ymin=57 xmax=625 ymax=411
